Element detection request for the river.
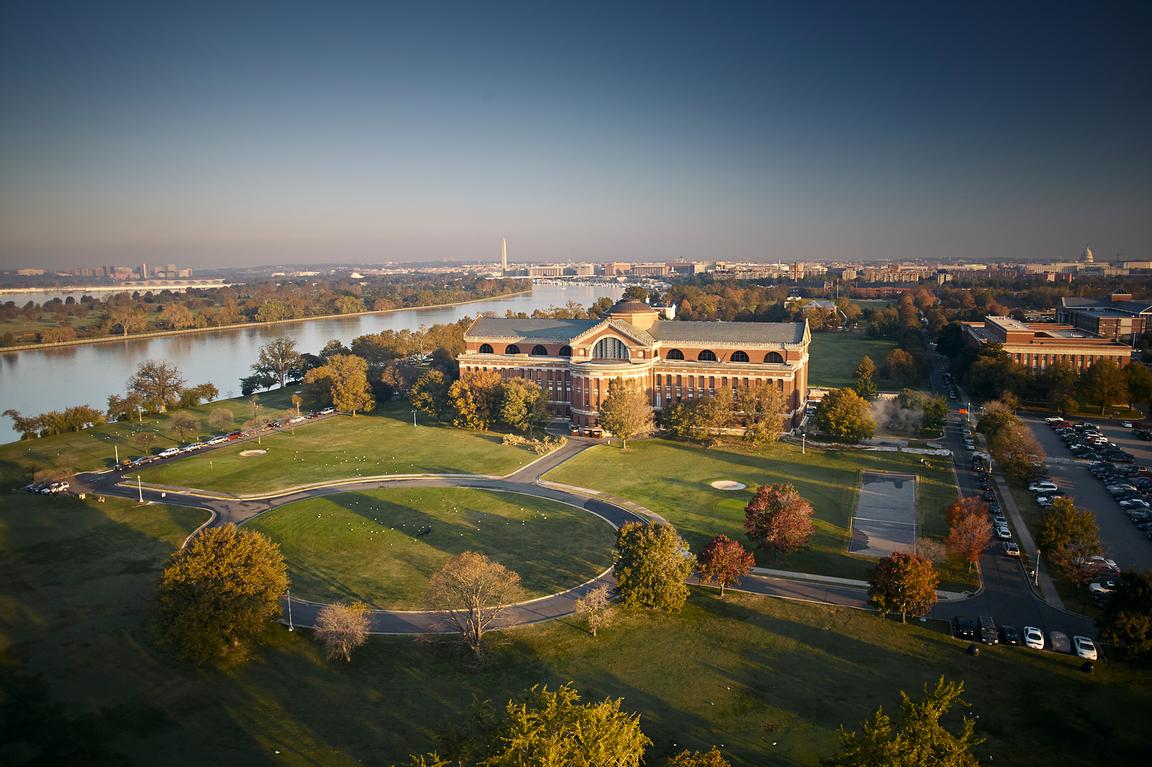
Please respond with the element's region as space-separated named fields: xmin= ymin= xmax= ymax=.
xmin=0 ymin=284 xmax=621 ymax=444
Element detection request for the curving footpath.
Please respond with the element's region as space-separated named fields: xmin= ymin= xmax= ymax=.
xmin=72 ymin=434 xmax=975 ymax=635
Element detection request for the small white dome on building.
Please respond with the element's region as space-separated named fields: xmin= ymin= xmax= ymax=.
xmin=1082 ymin=245 xmax=1094 ymax=263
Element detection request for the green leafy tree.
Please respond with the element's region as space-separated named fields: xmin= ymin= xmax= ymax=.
xmin=479 ymin=683 xmax=650 ymax=767
xmin=696 ymin=535 xmax=756 ymax=596
xmin=107 ymin=304 xmax=148 ymax=337
xmin=154 ymin=524 xmax=288 ymax=668
xmin=743 ymin=483 xmax=814 ymax=553
xmin=499 ymin=377 xmax=548 ymax=432
xmin=885 ymin=348 xmax=918 ymax=387
xmin=1081 ymin=359 xmax=1130 ymax=414
xmin=1125 ymin=363 xmax=1152 ymax=407
xmin=2 ymin=409 xmax=41 ymax=440
xmin=599 ymin=377 xmax=654 ymax=449
xmin=1037 ymin=498 xmax=1102 ymax=580
xmin=255 ymin=299 xmax=293 ymax=323
xmin=612 ymin=522 xmax=693 ymax=612
xmin=411 ymin=369 xmax=455 ymax=421
xmin=1040 ymin=363 xmax=1080 ymax=415
xmin=252 ymin=337 xmax=302 ymax=389
xmin=128 ymin=359 xmax=186 ymax=413
xmin=737 ymin=381 xmax=788 ymax=445
xmin=667 ymin=746 xmax=732 ymax=767
xmin=308 ymin=354 xmax=375 ymax=416
xmin=1098 ymin=570 xmax=1152 ymax=657
xmin=852 ymin=355 xmax=878 ymax=400
xmin=867 ymin=552 xmax=939 ymax=623
xmin=823 ymin=677 xmax=982 ymax=767
xmin=449 ymin=370 xmax=504 ymax=430
xmin=814 ymin=387 xmax=875 ymax=442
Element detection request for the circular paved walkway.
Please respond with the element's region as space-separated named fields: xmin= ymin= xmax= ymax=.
xmin=75 ymin=439 xmax=652 ymax=634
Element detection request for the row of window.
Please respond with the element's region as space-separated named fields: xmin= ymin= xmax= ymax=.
xmin=476 ymin=342 xmax=785 ymax=364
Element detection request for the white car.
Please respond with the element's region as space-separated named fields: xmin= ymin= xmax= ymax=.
xmin=1028 ymin=481 xmax=1058 ymax=493
xmin=995 ymin=526 xmax=1012 ymax=540
xmin=1036 ymin=496 xmax=1054 ymax=507
xmin=1088 ymin=579 xmax=1117 ymax=595
xmin=1121 ymin=421 xmax=1134 ymax=428
xmin=289 ymin=415 xmax=306 ymax=424
xmin=1003 ymin=541 xmax=1021 ymax=557
xmin=158 ymin=447 xmax=181 ymax=458
xmin=207 ymin=435 xmax=228 ymax=445
xmin=1073 ymin=635 xmax=1098 ymax=661
xmin=1024 ymin=626 xmax=1045 ymax=650
xmin=1044 ymin=417 xmax=1064 ymax=423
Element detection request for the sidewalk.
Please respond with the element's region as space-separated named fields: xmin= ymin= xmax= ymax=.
xmin=751 ymin=567 xmax=970 ymax=601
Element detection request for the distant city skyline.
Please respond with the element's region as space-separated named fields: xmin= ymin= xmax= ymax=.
xmin=1 ymin=1 xmax=1149 ymax=269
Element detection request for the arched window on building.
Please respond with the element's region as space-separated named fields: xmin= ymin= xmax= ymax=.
xmin=506 ymin=344 xmax=521 ymax=355
xmin=697 ymin=349 xmax=717 ymax=362
xmin=665 ymin=348 xmax=684 ymax=360
xmin=559 ymin=345 xmax=572 ymax=357
xmin=479 ymin=343 xmax=493 ymax=354
xmin=592 ymin=337 xmax=630 ymax=360
xmin=764 ymin=351 xmax=784 ymax=363
xmin=730 ymin=350 xmax=749 ymax=363
xmin=530 ymin=344 xmax=548 ymax=356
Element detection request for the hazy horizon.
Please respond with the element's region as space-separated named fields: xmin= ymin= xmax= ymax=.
xmin=2 ymin=1 xmax=1149 ymax=269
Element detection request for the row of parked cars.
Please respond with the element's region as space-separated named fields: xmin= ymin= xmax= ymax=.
xmin=1047 ymin=418 xmax=1137 ymax=465
xmin=115 ymin=408 xmax=336 ymax=470
xmin=971 ymin=460 xmax=1023 ymax=554
xmin=951 ymin=615 xmax=1098 ymax=659
xmin=23 ymin=480 xmax=70 ymax=495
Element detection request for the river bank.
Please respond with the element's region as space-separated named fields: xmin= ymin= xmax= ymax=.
xmin=0 ymin=289 xmax=531 ymax=354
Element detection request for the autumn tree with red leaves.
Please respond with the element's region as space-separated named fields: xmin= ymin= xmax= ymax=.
xmin=743 ymin=483 xmax=814 ymax=553
xmin=945 ymin=497 xmax=992 ymax=572
xmin=696 ymin=535 xmax=756 ymax=597
xmin=868 ymin=552 xmax=939 ymax=623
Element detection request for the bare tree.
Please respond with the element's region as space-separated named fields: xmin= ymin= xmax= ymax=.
xmin=209 ymin=408 xmax=235 ymax=433
xmin=313 ymin=602 xmax=371 ymax=662
xmin=169 ymin=412 xmax=201 ymax=442
xmin=253 ymin=337 xmax=302 ymax=389
xmin=574 ymin=583 xmax=614 ymax=637
xmin=425 ymin=552 xmax=521 ymax=657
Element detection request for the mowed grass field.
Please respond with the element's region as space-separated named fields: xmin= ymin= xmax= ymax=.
xmin=0 ymin=387 xmax=305 ymax=488
xmin=807 ymin=331 xmax=899 ymax=389
xmin=546 ymin=438 xmax=972 ymax=587
xmin=2 ymin=495 xmax=1150 ymax=766
xmin=245 ymin=488 xmax=615 ymax=609
xmin=135 ymin=403 xmax=539 ymax=495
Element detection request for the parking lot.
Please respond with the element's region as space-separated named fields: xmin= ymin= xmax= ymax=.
xmin=1024 ymin=415 xmax=1152 ymax=572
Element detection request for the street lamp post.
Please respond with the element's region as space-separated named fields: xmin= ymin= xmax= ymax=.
xmin=136 ymin=404 xmax=143 ymax=424
xmin=412 ymin=409 xmax=417 ymax=427
xmin=287 ymin=588 xmax=294 ymax=631
xmin=801 ymin=430 xmax=806 ymax=455
xmin=136 ymin=475 xmax=143 ymax=503
xmin=1034 ymin=549 xmax=1041 ymax=588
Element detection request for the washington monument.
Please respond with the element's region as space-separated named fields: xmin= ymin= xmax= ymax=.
xmin=500 ymin=237 xmax=508 ymax=273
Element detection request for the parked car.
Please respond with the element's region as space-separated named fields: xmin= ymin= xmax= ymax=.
xmin=1024 ymin=626 xmax=1045 ymax=650
xmin=1073 ymin=635 xmax=1098 ymax=661
xmin=1003 ymin=541 xmax=1021 ymax=557
xmin=952 ymin=616 xmax=976 ymax=640
xmin=1088 ymin=579 xmax=1117 ymax=595
xmin=1028 ymin=481 xmax=1059 ymax=493
xmin=288 ymin=415 xmax=306 ymax=424
xmin=1036 ymin=497 xmax=1053 ymax=508
xmin=978 ymin=615 xmax=999 ymax=644
xmin=207 ymin=435 xmax=228 ymax=445
xmin=158 ymin=447 xmax=181 ymax=458
xmin=1000 ymin=625 xmax=1021 ymax=645
xmin=1121 ymin=421 xmax=1134 ymax=428
xmin=320 ymin=407 xmax=335 ymax=415
xmin=995 ymin=526 xmax=1013 ymax=540
xmin=41 ymin=481 xmax=69 ymax=494
xmin=1050 ymin=631 xmax=1071 ymax=653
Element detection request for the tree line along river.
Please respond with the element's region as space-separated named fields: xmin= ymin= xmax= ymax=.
xmin=0 ymin=284 xmax=620 ymax=445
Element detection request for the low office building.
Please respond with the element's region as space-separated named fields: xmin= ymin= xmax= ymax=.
xmin=1056 ymin=293 xmax=1152 ymax=342
xmin=459 ymin=299 xmax=810 ymax=428
xmin=963 ymin=315 xmax=1132 ymax=373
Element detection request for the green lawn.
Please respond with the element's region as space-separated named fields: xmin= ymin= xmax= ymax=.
xmin=0 ymin=387 xmax=305 ymax=489
xmin=808 ymin=331 xmax=900 ymax=389
xmin=2 ymin=494 xmax=1149 ymax=765
xmin=546 ymin=438 xmax=972 ymax=588
xmin=135 ymin=403 xmax=539 ymax=495
xmin=244 ymin=488 xmax=615 ymax=609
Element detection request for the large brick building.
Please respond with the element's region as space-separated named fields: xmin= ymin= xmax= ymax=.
xmin=1056 ymin=293 xmax=1152 ymax=342
xmin=963 ymin=315 xmax=1133 ymax=373
xmin=460 ymin=299 xmax=810 ymax=429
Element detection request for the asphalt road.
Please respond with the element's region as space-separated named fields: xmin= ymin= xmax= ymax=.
xmin=1022 ymin=415 xmax=1152 ymax=572
xmin=928 ymin=354 xmax=1094 ymax=639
